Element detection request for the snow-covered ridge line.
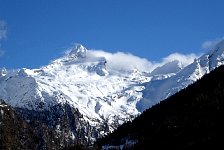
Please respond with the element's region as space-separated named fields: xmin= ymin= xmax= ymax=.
xmin=0 ymin=44 xmax=150 ymax=128
xmin=1 ymin=40 xmax=224 ymax=134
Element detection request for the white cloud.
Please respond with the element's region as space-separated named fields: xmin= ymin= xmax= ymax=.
xmin=88 ymin=50 xmax=153 ymax=72
xmin=0 ymin=20 xmax=7 ymax=57
xmin=65 ymin=43 xmax=199 ymax=73
xmin=86 ymin=50 xmax=198 ymax=73
xmin=201 ymin=38 xmax=223 ymax=50
xmin=160 ymin=53 xmax=199 ymax=67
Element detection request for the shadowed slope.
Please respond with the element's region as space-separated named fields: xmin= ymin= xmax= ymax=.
xmin=97 ymin=65 xmax=224 ymax=149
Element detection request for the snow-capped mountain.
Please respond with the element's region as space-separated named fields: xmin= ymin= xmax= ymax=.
xmin=0 ymin=44 xmax=150 ymax=131
xmin=0 ymin=40 xmax=224 ymax=145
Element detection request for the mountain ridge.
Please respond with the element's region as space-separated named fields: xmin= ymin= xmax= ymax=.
xmin=0 ymin=40 xmax=224 ymax=147
xmin=137 ymin=40 xmax=224 ymax=111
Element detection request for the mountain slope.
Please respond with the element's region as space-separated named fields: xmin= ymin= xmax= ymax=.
xmin=0 ymin=44 xmax=149 ymax=130
xmin=137 ymin=40 xmax=224 ymax=111
xmin=96 ymin=65 xmax=224 ymax=149
xmin=0 ymin=100 xmax=39 ymax=149
xmin=0 ymin=44 xmax=151 ymax=147
xmin=0 ymin=40 xmax=224 ymax=147
xmin=0 ymin=99 xmax=98 ymax=149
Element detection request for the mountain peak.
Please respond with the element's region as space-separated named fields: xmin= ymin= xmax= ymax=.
xmin=69 ymin=44 xmax=87 ymax=58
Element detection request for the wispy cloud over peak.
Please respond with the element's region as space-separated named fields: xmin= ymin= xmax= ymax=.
xmin=85 ymin=49 xmax=199 ymax=73
xmin=88 ymin=50 xmax=153 ymax=72
xmin=161 ymin=53 xmax=199 ymax=67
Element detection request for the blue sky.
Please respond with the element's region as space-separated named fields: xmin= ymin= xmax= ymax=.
xmin=0 ymin=0 xmax=224 ymax=69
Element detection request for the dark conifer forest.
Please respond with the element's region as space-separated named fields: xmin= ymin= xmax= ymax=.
xmin=96 ymin=65 xmax=224 ymax=149
xmin=0 ymin=100 xmax=39 ymax=149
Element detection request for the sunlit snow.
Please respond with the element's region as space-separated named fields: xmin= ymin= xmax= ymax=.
xmin=1 ymin=40 xmax=224 ymax=129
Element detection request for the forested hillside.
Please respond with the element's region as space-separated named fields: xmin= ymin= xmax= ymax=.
xmin=0 ymin=100 xmax=39 ymax=149
xmin=0 ymin=99 xmax=96 ymax=149
xmin=97 ymin=65 xmax=224 ymax=149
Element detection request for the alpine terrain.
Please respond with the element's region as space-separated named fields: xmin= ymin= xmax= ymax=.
xmin=96 ymin=60 xmax=224 ymax=150
xmin=1 ymin=40 xmax=224 ymax=148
